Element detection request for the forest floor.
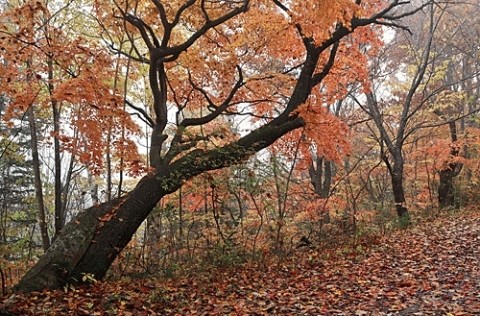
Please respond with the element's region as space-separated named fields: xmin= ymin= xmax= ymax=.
xmin=1 ymin=210 xmax=479 ymax=315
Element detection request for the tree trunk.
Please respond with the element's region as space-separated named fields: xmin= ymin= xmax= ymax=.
xmin=308 ymin=156 xmax=332 ymax=223
xmin=27 ymin=105 xmax=51 ymax=252
xmin=13 ymin=169 xmax=179 ymax=293
xmin=308 ymin=156 xmax=332 ymax=199
xmin=384 ymin=150 xmax=410 ymax=221
xmin=14 ymin=116 xmax=304 ymax=292
xmin=52 ymin=101 xmax=63 ymax=238
xmin=438 ymin=121 xmax=462 ymax=209
xmin=47 ymin=57 xmax=65 ymax=240
xmin=106 ymin=127 xmax=113 ymax=202
xmin=438 ymin=171 xmax=455 ymax=208
xmin=391 ymin=169 xmax=409 ymax=220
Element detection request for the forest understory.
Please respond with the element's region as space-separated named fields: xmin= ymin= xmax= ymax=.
xmin=1 ymin=210 xmax=479 ymax=316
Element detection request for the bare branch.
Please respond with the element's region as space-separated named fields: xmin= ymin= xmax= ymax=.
xmin=123 ymin=13 xmax=156 ymax=49
xmin=125 ymin=100 xmax=154 ymax=127
xmin=152 ymin=1 xmax=249 ymax=62
xmin=181 ymin=66 xmax=245 ymax=127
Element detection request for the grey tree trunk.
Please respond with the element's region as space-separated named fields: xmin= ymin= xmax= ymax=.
xmin=27 ymin=105 xmax=51 ymax=252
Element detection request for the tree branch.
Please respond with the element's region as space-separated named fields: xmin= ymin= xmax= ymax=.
xmin=181 ymin=66 xmax=244 ymax=127
xmin=125 ymin=100 xmax=154 ymax=127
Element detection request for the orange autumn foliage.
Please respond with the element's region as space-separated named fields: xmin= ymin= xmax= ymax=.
xmin=2 ymin=0 xmax=393 ymax=176
xmin=0 ymin=0 xmax=145 ymax=175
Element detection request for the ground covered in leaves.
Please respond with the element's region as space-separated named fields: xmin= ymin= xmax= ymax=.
xmin=1 ymin=211 xmax=479 ymax=315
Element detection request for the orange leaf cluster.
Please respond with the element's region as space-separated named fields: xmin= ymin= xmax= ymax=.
xmin=296 ymin=100 xmax=351 ymax=163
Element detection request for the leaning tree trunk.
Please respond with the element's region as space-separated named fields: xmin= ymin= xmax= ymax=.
xmin=13 ymin=21 xmax=320 ymax=292
xmin=13 ymin=174 xmax=165 ymax=292
xmin=14 ymin=116 xmax=303 ymax=293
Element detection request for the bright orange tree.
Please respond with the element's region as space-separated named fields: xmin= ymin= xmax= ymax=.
xmin=10 ymin=0 xmax=427 ymax=292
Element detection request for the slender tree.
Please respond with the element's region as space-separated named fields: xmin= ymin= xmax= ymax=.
xmin=354 ymin=2 xmax=440 ymax=220
xmin=26 ymin=104 xmax=51 ymax=251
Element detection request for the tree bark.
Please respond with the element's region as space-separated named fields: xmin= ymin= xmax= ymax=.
xmin=52 ymin=94 xmax=63 ymax=238
xmin=438 ymin=171 xmax=455 ymax=208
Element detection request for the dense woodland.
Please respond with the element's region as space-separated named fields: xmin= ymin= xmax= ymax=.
xmin=0 ymin=0 xmax=480 ymax=312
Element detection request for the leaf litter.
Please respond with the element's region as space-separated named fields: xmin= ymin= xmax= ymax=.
xmin=1 ymin=211 xmax=479 ymax=315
